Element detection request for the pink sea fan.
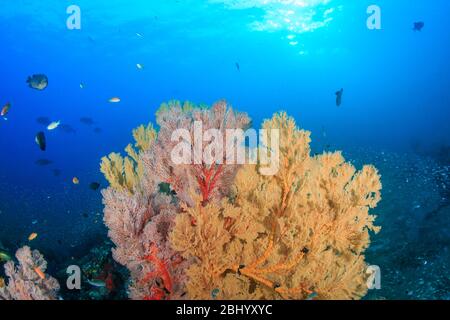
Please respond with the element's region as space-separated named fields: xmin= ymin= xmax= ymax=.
xmin=142 ymin=100 xmax=251 ymax=206
xmin=102 ymin=100 xmax=250 ymax=299
xmin=102 ymin=186 xmax=186 ymax=299
xmin=0 ymin=246 xmax=60 ymax=300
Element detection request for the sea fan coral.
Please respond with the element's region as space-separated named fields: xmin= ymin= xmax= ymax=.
xmin=101 ymin=100 xmax=249 ymax=299
xmin=170 ymin=112 xmax=381 ymax=300
xmin=0 ymin=246 xmax=60 ymax=300
xmin=102 ymin=102 xmax=381 ymax=300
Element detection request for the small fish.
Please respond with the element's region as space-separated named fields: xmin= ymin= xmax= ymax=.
xmin=35 ymin=159 xmax=52 ymax=166
xmin=136 ymin=63 xmax=144 ymax=70
xmin=93 ymin=127 xmax=102 ymax=134
xmin=35 ymin=132 xmax=46 ymax=151
xmin=235 ymin=62 xmax=240 ymax=72
xmin=34 ymin=267 xmax=46 ymax=280
xmin=306 ymin=292 xmax=318 ymax=300
xmin=109 ymin=97 xmax=121 ymax=103
xmin=73 ymin=177 xmax=80 ymax=185
xmin=335 ymin=88 xmax=344 ymax=107
xmin=28 ymin=233 xmax=38 ymax=241
xmin=87 ymin=278 xmax=106 ymax=288
xmin=1 ymin=102 xmax=11 ymax=118
xmin=0 ymin=277 xmax=5 ymax=288
xmin=211 ymin=288 xmax=220 ymax=299
xmin=79 ymin=82 xmax=84 ymax=89
xmin=47 ymin=120 xmax=60 ymax=130
xmin=59 ymin=124 xmax=76 ymax=134
xmin=0 ymin=250 xmax=12 ymax=263
xmin=136 ymin=32 xmax=143 ymax=38
xmin=89 ymin=182 xmax=101 ymax=191
xmin=82 ymin=213 xmax=89 ymax=218
xmin=36 ymin=116 xmax=51 ymax=126
xmin=32 ymin=219 xmax=38 ymax=225
xmin=413 ymin=22 xmax=424 ymax=32
xmin=53 ymin=169 xmax=61 ymax=177
xmin=26 ymin=74 xmax=48 ymax=90
xmin=80 ymin=117 xmax=94 ymax=125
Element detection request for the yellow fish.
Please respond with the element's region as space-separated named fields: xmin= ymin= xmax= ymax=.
xmin=109 ymin=97 xmax=121 ymax=103
xmin=72 ymin=177 xmax=79 ymax=185
xmin=0 ymin=277 xmax=5 ymax=288
xmin=28 ymin=233 xmax=38 ymax=241
xmin=47 ymin=120 xmax=60 ymax=130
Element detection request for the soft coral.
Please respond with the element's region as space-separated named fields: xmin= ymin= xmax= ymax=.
xmin=141 ymin=244 xmax=173 ymax=300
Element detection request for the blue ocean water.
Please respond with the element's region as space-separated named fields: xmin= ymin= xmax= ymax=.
xmin=0 ymin=0 xmax=449 ymax=299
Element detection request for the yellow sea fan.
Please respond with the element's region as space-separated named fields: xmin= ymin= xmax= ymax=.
xmin=170 ymin=112 xmax=382 ymax=300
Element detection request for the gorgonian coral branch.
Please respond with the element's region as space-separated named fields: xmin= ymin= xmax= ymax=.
xmin=0 ymin=246 xmax=60 ymax=300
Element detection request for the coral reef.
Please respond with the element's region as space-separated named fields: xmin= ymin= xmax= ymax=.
xmin=171 ymin=113 xmax=381 ymax=299
xmin=0 ymin=246 xmax=60 ymax=300
xmin=101 ymin=102 xmax=381 ymax=300
xmin=100 ymin=123 xmax=157 ymax=194
xmin=101 ymin=100 xmax=249 ymax=299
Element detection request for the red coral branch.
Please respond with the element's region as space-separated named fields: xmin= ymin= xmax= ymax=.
xmin=196 ymin=164 xmax=223 ymax=204
xmin=142 ymin=244 xmax=173 ymax=300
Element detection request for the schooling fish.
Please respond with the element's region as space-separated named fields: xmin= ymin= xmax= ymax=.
xmin=59 ymin=124 xmax=76 ymax=134
xmin=335 ymin=88 xmax=344 ymax=107
xmin=35 ymin=159 xmax=52 ymax=166
xmin=89 ymin=182 xmax=101 ymax=191
xmin=1 ymin=102 xmax=11 ymax=119
xmin=109 ymin=97 xmax=121 ymax=103
xmin=35 ymin=132 xmax=46 ymax=151
xmin=47 ymin=120 xmax=60 ymax=130
xmin=413 ymin=22 xmax=424 ymax=32
xmin=26 ymin=74 xmax=48 ymax=91
xmin=87 ymin=278 xmax=106 ymax=288
xmin=80 ymin=117 xmax=94 ymax=125
xmin=36 ymin=116 xmax=51 ymax=126
xmin=28 ymin=232 xmax=38 ymax=241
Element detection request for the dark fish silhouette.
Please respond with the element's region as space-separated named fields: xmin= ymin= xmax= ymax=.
xmin=35 ymin=159 xmax=52 ymax=166
xmin=235 ymin=62 xmax=240 ymax=72
xmin=35 ymin=132 xmax=46 ymax=151
xmin=413 ymin=22 xmax=424 ymax=31
xmin=89 ymin=182 xmax=101 ymax=191
xmin=335 ymin=88 xmax=344 ymax=107
xmin=80 ymin=117 xmax=94 ymax=125
xmin=36 ymin=117 xmax=51 ymax=126
xmin=93 ymin=127 xmax=102 ymax=134
xmin=59 ymin=124 xmax=76 ymax=134
xmin=53 ymin=169 xmax=61 ymax=177
xmin=27 ymin=74 xmax=48 ymax=90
